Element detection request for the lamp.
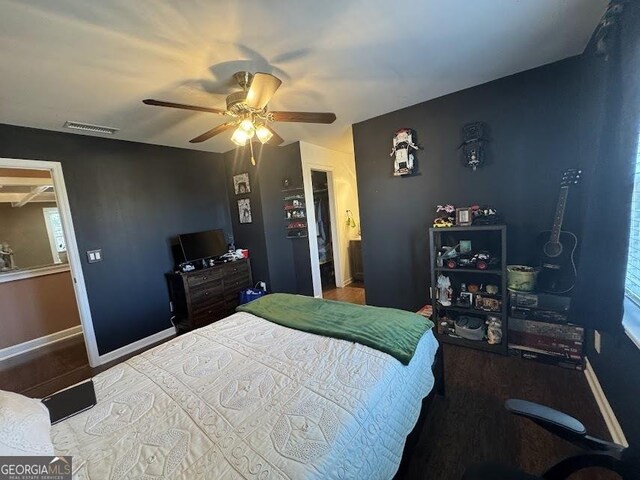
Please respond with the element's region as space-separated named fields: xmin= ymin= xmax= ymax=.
xmin=255 ymin=124 xmax=273 ymax=144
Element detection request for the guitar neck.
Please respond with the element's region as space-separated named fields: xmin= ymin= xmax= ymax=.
xmin=550 ymin=186 xmax=569 ymax=243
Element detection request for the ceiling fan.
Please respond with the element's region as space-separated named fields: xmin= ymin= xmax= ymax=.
xmin=143 ymin=71 xmax=336 ymax=164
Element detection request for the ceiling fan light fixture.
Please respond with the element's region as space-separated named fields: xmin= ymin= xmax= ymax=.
xmin=255 ymin=125 xmax=273 ymax=144
xmin=239 ymin=118 xmax=255 ymax=136
xmin=231 ymin=127 xmax=250 ymax=146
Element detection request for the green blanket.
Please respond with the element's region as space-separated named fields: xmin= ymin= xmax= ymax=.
xmin=237 ymin=293 xmax=433 ymax=365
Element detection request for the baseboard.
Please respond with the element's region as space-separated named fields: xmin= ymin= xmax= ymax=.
xmin=96 ymin=326 xmax=176 ymax=366
xmin=0 ymin=325 xmax=83 ymax=362
xmin=584 ymin=358 xmax=629 ymax=447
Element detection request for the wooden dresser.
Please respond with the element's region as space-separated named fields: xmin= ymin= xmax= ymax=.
xmin=349 ymin=239 xmax=364 ymax=282
xmin=166 ymin=258 xmax=252 ymax=332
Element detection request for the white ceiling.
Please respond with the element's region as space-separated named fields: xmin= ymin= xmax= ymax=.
xmin=0 ymin=0 xmax=607 ymax=154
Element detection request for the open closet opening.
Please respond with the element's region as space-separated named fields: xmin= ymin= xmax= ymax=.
xmin=311 ymin=170 xmax=336 ymax=291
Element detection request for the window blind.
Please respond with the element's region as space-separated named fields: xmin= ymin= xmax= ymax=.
xmin=625 ymin=135 xmax=640 ymax=306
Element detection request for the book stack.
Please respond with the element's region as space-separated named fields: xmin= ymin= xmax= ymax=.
xmin=507 ymin=292 xmax=584 ymax=370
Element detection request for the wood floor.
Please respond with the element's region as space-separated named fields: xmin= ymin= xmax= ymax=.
xmin=322 ymin=281 xmax=366 ymax=304
xmin=407 ymin=345 xmax=616 ymax=480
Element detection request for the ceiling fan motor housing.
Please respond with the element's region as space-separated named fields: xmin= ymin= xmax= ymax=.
xmin=226 ymin=91 xmax=249 ymax=114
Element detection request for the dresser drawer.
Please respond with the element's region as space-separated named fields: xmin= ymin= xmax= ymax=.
xmin=186 ymin=270 xmax=223 ymax=288
xmin=225 ymin=277 xmax=251 ymax=294
xmin=192 ymin=307 xmax=226 ymax=328
xmin=189 ymin=281 xmax=224 ymax=303
xmin=224 ymin=261 xmax=249 ymax=276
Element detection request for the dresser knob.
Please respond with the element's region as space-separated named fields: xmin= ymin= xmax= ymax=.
xmin=203 ymin=276 xmax=208 ymax=280
xmin=204 ymin=292 xmax=209 ymax=296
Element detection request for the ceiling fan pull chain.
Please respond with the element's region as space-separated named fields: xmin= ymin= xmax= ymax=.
xmin=250 ymin=140 xmax=256 ymax=166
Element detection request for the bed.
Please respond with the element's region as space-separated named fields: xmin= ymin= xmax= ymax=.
xmin=48 ymin=297 xmax=440 ymax=479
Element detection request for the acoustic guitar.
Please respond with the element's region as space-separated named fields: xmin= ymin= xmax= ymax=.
xmin=535 ymin=168 xmax=582 ymax=294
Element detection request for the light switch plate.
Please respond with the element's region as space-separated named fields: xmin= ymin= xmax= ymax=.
xmin=87 ymin=249 xmax=103 ymax=263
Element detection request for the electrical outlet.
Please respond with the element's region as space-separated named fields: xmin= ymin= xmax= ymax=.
xmin=594 ymin=330 xmax=602 ymax=354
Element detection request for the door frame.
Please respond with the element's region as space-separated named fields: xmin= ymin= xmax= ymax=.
xmin=302 ymin=164 xmax=344 ymax=297
xmin=0 ymin=157 xmax=100 ymax=367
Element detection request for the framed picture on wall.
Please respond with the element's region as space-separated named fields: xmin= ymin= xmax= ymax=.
xmin=233 ymin=173 xmax=250 ymax=195
xmin=456 ymin=207 xmax=473 ymax=226
xmin=238 ymin=198 xmax=252 ymax=224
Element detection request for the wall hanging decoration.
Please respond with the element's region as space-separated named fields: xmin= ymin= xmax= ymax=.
xmin=345 ymin=210 xmax=357 ymax=228
xmin=238 ymin=198 xmax=252 ymax=224
xmin=233 ymin=173 xmax=251 ymax=195
xmin=390 ymin=128 xmax=421 ymax=176
xmin=459 ymin=122 xmax=488 ymax=171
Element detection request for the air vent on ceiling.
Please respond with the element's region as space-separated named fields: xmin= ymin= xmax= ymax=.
xmin=63 ymin=121 xmax=119 ymax=135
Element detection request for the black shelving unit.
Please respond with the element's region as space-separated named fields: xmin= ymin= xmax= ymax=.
xmin=283 ymin=187 xmax=308 ymax=239
xmin=429 ymin=225 xmax=508 ymax=355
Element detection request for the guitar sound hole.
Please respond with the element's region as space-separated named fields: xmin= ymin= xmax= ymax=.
xmin=543 ymin=241 xmax=563 ymax=258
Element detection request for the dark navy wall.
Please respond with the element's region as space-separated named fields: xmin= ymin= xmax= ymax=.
xmin=224 ymin=142 xmax=313 ymax=295
xmin=352 ymin=57 xmax=585 ymax=311
xmin=0 ymin=124 xmax=232 ymax=354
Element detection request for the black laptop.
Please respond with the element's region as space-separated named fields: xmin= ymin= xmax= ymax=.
xmin=41 ymin=380 xmax=97 ymax=425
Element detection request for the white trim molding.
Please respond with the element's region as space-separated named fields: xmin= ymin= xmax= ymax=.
xmin=584 ymin=358 xmax=629 ymax=447
xmin=0 ymin=325 xmax=82 ymax=362
xmin=0 ymin=264 xmax=70 ymax=284
xmin=97 ymin=327 xmax=176 ymax=365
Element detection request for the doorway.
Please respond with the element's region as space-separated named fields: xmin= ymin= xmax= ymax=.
xmin=0 ymin=158 xmax=99 ymax=396
xmin=311 ymin=171 xmax=336 ymax=292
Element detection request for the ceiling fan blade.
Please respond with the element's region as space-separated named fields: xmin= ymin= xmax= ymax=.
xmin=143 ymin=99 xmax=227 ymax=115
xmin=269 ymin=111 xmax=336 ymax=124
xmin=265 ymin=125 xmax=284 ymax=145
xmin=189 ymin=122 xmax=237 ymax=143
xmin=245 ymin=73 xmax=282 ymax=110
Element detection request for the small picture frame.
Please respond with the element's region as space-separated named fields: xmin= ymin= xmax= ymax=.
xmin=460 ymin=240 xmax=472 ymax=253
xmin=456 ymin=292 xmax=473 ymax=308
xmin=233 ymin=173 xmax=250 ymax=195
xmin=238 ymin=198 xmax=252 ymax=224
xmin=456 ymin=207 xmax=473 ymax=226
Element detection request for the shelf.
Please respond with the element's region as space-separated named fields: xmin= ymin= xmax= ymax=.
xmin=282 ymin=187 xmax=305 ymax=192
xmin=434 ymin=332 xmax=505 ymax=353
xmin=284 ymin=206 xmax=306 ymax=211
xmin=436 ymin=305 xmax=504 ymax=316
xmin=286 ymin=216 xmax=307 ymax=220
xmin=287 ymin=234 xmax=308 ymax=239
xmin=435 ymin=267 xmax=502 ymax=275
xmin=430 ymin=225 xmax=506 ymax=232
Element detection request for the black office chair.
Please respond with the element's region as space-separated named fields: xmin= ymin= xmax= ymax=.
xmin=463 ymin=399 xmax=637 ymax=480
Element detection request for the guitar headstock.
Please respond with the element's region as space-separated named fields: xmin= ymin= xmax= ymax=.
xmin=561 ymin=168 xmax=582 ymax=186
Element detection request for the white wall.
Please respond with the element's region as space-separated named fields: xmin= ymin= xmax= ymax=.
xmin=300 ymin=142 xmax=361 ymax=295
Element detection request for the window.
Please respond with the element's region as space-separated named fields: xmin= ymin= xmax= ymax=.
xmin=42 ymin=207 xmax=67 ymax=264
xmin=624 ymin=134 xmax=640 ymax=348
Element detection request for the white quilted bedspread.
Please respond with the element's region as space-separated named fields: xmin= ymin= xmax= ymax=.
xmin=51 ymin=312 xmax=438 ymax=479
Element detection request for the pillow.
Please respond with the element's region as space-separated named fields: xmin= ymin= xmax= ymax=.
xmin=0 ymin=390 xmax=54 ymax=456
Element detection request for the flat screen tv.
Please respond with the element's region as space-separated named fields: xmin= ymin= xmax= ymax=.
xmin=178 ymin=229 xmax=227 ymax=262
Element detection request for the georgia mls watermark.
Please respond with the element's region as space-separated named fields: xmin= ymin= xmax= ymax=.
xmin=0 ymin=456 xmax=72 ymax=480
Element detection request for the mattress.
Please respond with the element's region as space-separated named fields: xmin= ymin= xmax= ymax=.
xmin=51 ymin=312 xmax=438 ymax=479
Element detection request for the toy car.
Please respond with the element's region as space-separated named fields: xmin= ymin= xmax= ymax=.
xmin=445 ymin=250 xmax=497 ymax=270
xmin=433 ymin=217 xmax=454 ymax=228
